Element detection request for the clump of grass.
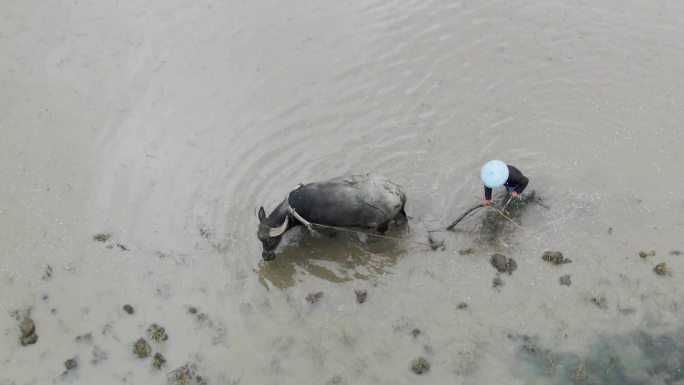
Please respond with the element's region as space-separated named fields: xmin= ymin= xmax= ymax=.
xmin=132 ymin=338 xmax=151 ymax=358
xmin=542 ymin=251 xmax=572 ymax=265
xmin=152 ymin=353 xmax=166 ymax=369
xmin=639 ymin=250 xmax=656 ymax=258
xmin=411 ymin=357 xmax=430 ymax=374
xmin=306 ymin=292 xmax=323 ymax=304
xmin=654 ymin=263 xmax=671 ymax=276
xmin=147 ymin=323 xmax=169 ymax=342
xmin=168 ymin=363 xmax=207 ymax=385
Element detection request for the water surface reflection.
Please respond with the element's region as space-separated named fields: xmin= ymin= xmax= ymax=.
xmin=257 ymin=228 xmax=407 ymax=288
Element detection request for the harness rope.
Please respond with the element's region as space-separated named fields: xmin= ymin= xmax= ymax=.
xmin=302 ymin=221 xmax=436 ymax=247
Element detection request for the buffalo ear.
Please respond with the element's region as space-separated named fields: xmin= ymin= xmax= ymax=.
xmin=258 ymin=207 xmax=266 ymax=221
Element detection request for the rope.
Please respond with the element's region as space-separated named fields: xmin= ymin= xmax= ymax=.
xmin=303 ymin=221 xmax=438 ymax=248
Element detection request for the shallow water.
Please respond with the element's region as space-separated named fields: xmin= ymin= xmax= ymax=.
xmin=1 ymin=0 xmax=684 ymax=383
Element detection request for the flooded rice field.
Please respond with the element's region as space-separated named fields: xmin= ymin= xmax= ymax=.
xmin=1 ymin=0 xmax=684 ymax=383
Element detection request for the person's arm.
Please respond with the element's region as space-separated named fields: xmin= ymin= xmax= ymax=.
xmin=507 ymin=166 xmax=529 ymax=194
xmin=513 ymin=176 xmax=528 ymax=194
xmin=483 ymin=186 xmax=492 ymax=205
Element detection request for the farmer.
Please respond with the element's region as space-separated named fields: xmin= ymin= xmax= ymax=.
xmin=480 ymin=160 xmax=529 ymax=206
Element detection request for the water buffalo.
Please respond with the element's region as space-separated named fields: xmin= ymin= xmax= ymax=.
xmin=257 ymin=174 xmax=407 ymax=261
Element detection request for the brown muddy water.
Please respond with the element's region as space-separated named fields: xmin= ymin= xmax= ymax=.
xmin=2 ymin=0 xmax=684 ymax=384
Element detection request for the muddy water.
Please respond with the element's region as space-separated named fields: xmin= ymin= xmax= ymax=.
xmin=2 ymin=0 xmax=684 ymax=383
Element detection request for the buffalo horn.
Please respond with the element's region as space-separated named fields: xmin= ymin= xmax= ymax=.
xmin=268 ymin=217 xmax=288 ymax=237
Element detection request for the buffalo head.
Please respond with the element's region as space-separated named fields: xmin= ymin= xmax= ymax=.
xmin=257 ymin=206 xmax=289 ymax=261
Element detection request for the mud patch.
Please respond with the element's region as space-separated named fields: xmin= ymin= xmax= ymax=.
xmin=153 ymin=353 xmax=167 ymax=370
xmin=542 ymin=251 xmax=572 ymax=265
xmin=133 ymin=338 xmax=151 ymax=358
xmin=306 ymin=292 xmax=324 ymax=304
xmin=91 ymin=345 xmax=108 ymax=364
xmin=42 ymin=264 xmax=53 ymax=281
xmin=411 ymin=357 xmax=430 ymax=374
xmin=490 ymin=254 xmax=517 ymax=275
xmin=64 ymin=358 xmax=78 ymax=371
xmin=639 ymin=250 xmax=656 ymax=258
xmin=168 ymin=363 xmax=208 ymax=385
xmin=60 ymin=357 xmax=79 ymax=379
xmin=147 ymin=323 xmax=169 ymax=342
xmin=590 ymin=296 xmax=608 ymax=310
xmin=19 ymin=316 xmax=38 ymax=346
xmin=654 ymin=263 xmax=671 ymax=276
xmin=75 ymin=333 xmax=93 ymax=343
xmin=559 ymin=275 xmax=571 ymax=286
xmin=459 ymin=248 xmax=475 ymax=255
xmin=354 ymin=290 xmax=367 ymax=304
xmin=93 ymin=233 xmax=110 ymax=242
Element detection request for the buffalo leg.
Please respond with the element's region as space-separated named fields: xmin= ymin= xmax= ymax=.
xmin=376 ymin=220 xmax=390 ymax=234
xmin=393 ymin=207 xmax=408 ymax=225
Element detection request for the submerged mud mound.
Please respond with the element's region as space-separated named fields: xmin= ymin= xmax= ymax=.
xmin=510 ymin=328 xmax=684 ymax=384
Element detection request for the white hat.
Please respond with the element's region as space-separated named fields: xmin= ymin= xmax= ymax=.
xmin=480 ymin=160 xmax=509 ymax=188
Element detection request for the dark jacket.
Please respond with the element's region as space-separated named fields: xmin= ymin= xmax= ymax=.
xmin=484 ymin=165 xmax=528 ymax=200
